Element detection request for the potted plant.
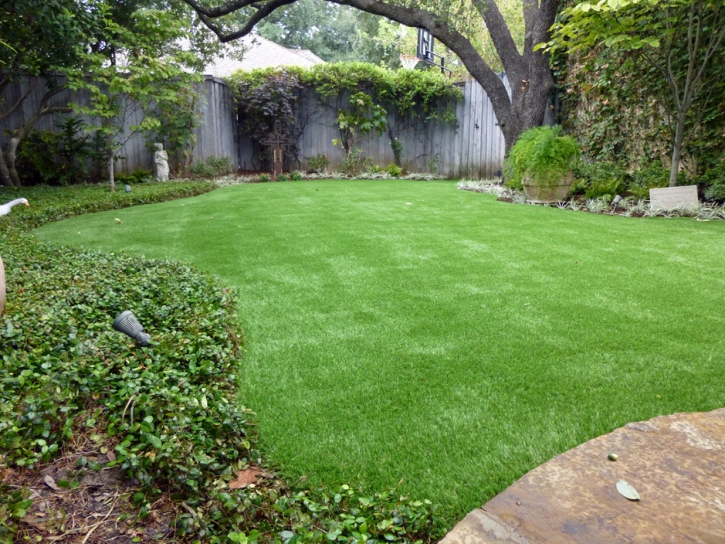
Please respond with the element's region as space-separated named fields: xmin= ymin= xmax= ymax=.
xmin=504 ymin=126 xmax=580 ymax=203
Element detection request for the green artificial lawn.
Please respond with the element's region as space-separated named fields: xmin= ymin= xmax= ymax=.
xmin=33 ymin=180 xmax=725 ymax=525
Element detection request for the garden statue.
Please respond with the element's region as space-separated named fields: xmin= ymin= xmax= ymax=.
xmin=154 ymin=143 xmax=169 ymax=182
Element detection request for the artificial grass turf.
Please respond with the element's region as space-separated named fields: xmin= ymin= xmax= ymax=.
xmin=33 ymin=180 xmax=725 ymax=526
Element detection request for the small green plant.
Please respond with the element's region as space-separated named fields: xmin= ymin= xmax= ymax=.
xmin=277 ymin=173 xmax=288 ymax=181
xmin=259 ymin=173 xmax=270 ymax=182
xmin=699 ymin=161 xmax=725 ymax=201
xmin=189 ymin=156 xmax=233 ymax=179
xmin=306 ymin=153 xmax=330 ymax=173
xmin=116 ymin=168 xmax=153 ymax=185
xmin=290 ymin=171 xmax=303 ymax=181
xmin=385 ymin=163 xmax=403 ymax=177
xmin=504 ymin=126 xmax=580 ymax=190
xmin=627 ymin=164 xmax=671 ymax=198
xmin=333 ymin=92 xmax=387 ymax=175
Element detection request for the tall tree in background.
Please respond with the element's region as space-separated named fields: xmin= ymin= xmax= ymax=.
xmin=178 ymin=0 xmax=557 ymax=153
xmin=254 ymin=0 xmax=403 ymax=65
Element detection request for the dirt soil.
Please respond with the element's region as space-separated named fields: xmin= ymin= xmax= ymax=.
xmin=3 ymin=439 xmax=180 ymax=543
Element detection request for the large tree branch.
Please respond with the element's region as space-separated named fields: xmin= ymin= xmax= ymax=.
xmin=0 ymin=79 xmax=36 ymax=122
xmin=183 ymin=0 xmax=299 ymax=42
xmin=176 ymin=0 xmax=263 ymax=18
xmin=471 ymin=0 xmax=522 ymax=74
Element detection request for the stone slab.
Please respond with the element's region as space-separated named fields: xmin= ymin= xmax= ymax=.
xmin=442 ymin=408 xmax=725 ymax=544
xmin=649 ymin=185 xmax=699 ymax=210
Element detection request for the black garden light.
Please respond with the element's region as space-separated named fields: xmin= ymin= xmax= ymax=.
xmin=112 ymin=310 xmax=152 ymax=346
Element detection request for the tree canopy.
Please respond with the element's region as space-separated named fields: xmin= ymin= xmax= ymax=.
xmin=178 ymin=0 xmax=557 ymax=152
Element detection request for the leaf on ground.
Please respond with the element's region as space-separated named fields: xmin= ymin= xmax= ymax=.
xmin=229 ymin=467 xmax=263 ymax=489
xmin=44 ymin=474 xmax=60 ymax=491
xmin=616 ymin=479 xmax=640 ymax=501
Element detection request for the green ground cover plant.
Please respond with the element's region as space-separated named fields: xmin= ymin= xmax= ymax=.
xmin=33 ymin=180 xmax=725 ymax=525
xmin=0 ymin=182 xmax=436 ymax=543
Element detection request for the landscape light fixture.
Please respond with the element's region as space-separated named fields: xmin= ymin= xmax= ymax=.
xmin=612 ymin=195 xmax=622 ymax=207
xmin=112 ymin=310 xmax=152 ymax=347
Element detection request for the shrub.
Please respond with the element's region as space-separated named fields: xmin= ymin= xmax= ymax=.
xmin=504 ymin=126 xmax=580 ymax=190
xmin=386 ymin=163 xmax=403 ymax=177
xmin=115 ymin=168 xmax=153 ymax=185
xmin=573 ymin=159 xmax=628 ymax=198
xmin=307 ymin=153 xmax=330 ymax=173
xmin=259 ymin=173 xmax=270 ymax=182
xmin=277 ymin=173 xmax=289 ymax=181
xmin=699 ymin=161 xmax=725 ymax=202
xmin=190 ymin=156 xmax=233 ymax=179
xmin=627 ymin=164 xmax=671 ymax=198
xmin=290 ymin=171 xmax=303 ymax=181
xmin=17 ymin=118 xmax=105 ymax=186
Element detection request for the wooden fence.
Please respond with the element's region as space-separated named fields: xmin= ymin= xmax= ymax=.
xmin=0 ymin=75 xmax=238 ymax=177
xmin=2 ymin=73 xmax=528 ymax=180
xmin=239 ymin=77 xmax=510 ymax=179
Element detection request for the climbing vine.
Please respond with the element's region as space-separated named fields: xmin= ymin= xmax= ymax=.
xmin=228 ymin=62 xmax=462 ymax=170
xmin=553 ymin=43 xmax=725 ymax=177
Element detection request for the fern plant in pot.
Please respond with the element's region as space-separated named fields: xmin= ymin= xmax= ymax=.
xmin=504 ymin=126 xmax=580 ymax=203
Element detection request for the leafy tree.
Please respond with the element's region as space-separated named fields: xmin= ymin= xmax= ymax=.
xmin=69 ymin=7 xmax=204 ymax=191
xmin=547 ymin=0 xmax=725 ymax=186
xmin=0 ymin=0 xmax=98 ymax=187
xmin=178 ymin=0 xmax=559 ymax=153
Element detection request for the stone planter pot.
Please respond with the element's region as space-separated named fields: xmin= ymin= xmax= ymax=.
xmin=522 ymin=172 xmax=574 ymax=204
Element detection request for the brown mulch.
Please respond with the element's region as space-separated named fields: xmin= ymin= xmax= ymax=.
xmin=2 ymin=441 xmax=180 ymax=543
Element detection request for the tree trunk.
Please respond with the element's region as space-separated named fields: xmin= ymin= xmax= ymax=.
xmin=669 ymin=112 xmax=687 ymax=187
xmin=5 ymin=136 xmax=22 ymax=188
xmin=0 ymin=149 xmax=16 ymax=188
xmin=108 ymin=152 xmax=116 ymax=192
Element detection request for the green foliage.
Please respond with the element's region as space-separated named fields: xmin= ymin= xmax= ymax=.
xmin=17 ymin=118 xmax=105 ymax=186
xmin=115 ymin=168 xmax=153 ymax=185
xmin=307 ymin=153 xmax=331 ymax=173
xmin=701 ymin=161 xmax=725 ymax=201
xmin=67 ymin=7 xmax=204 ymax=188
xmin=504 ymin=126 xmax=580 ymax=189
xmin=290 ymin=171 xmax=303 ymax=181
xmin=277 ymin=174 xmax=289 ymax=181
xmin=259 ymin=174 xmax=270 ymax=182
xmin=628 ymin=163 xmax=671 ymax=198
xmin=548 ymin=0 xmax=725 ymax=183
xmin=333 ymin=92 xmax=387 ymax=159
xmin=386 ymin=163 xmax=403 ymax=177
xmin=190 ymin=156 xmax=234 ymax=179
xmin=390 ymin=138 xmax=403 ymax=164
xmin=255 ymin=0 xmax=407 ymax=67
xmin=572 ymin=160 xmax=627 ymax=198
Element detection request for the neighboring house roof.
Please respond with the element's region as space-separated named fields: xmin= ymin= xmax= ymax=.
xmin=203 ymin=35 xmax=325 ymax=77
